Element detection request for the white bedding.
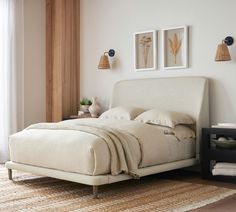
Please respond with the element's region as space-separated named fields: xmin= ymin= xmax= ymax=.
xmin=9 ymin=118 xmax=195 ymax=176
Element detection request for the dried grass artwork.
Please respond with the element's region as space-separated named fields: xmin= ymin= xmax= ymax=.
xmin=134 ymin=30 xmax=156 ymax=71
xmin=140 ymin=36 xmax=152 ymax=68
xmin=168 ymin=33 xmax=182 ymax=64
xmin=163 ymin=26 xmax=188 ymax=69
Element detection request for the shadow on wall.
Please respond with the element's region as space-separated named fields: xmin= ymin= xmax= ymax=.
xmin=110 ymin=56 xmax=121 ymax=71
xmin=230 ymin=41 xmax=236 ymax=62
xmin=188 ymin=25 xmax=193 ymax=69
xmin=209 ymin=78 xmax=236 ymax=124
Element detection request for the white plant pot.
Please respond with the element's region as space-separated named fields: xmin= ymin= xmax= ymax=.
xmin=80 ymin=105 xmax=89 ymax=113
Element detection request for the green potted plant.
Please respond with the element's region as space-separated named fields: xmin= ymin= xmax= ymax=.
xmin=80 ymin=97 xmax=92 ymax=113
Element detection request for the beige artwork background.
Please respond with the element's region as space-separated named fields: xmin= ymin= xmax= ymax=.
xmin=164 ymin=28 xmax=185 ymax=67
xmin=135 ymin=32 xmax=154 ymax=69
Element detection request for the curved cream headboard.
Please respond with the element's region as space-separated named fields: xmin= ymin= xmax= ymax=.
xmin=110 ymin=77 xmax=209 ymax=159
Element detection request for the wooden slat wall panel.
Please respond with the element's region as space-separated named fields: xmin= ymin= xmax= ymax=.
xmin=63 ymin=0 xmax=79 ymax=118
xmin=46 ymin=0 xmax=53 ymax=122
xmin=46 ymin=0 xmax=80 ymax=122
xmin=52 ymin=0 xmax=64 ymax=122
xmin=75 ymin=1 xmax=80 ymax=108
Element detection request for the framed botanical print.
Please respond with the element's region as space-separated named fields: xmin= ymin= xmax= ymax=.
xmin=162 ymin=26 xmax=188 ymax=69
xmin=134 ymin=30 xmax=157 ymax=71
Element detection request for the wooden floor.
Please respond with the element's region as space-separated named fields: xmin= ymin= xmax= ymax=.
xmin=158 ymin=170 xmax=236 ymax=211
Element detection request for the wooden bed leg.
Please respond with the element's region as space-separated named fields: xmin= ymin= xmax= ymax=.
xmin=8 ymin=169 xmax=13 ymax=180
xmin=93 ymin=186 xmax=98 ymax=198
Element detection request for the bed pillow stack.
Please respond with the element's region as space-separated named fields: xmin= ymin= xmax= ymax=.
xmin=134 ymin=108 xmax=196 ymax=140
xmin=134 ymin=108 xmax=195 ymax=128
xmin=100 ymin=107 xmax=195 ymax=140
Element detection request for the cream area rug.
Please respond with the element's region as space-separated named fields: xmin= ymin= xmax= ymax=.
xmin=0 ymin=166 xmax=235 ymax=212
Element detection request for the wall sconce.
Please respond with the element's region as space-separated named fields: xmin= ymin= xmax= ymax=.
xmin=98 ymin=49 xmax=115 ymax=69
xmin=215 ymin=36 xmax=234 ymax=61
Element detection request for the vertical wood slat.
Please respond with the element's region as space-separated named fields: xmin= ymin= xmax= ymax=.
xmin=46 ymin=0 xmax=53 ymax=122
xmin=76 ymin=0 xmax=80 ymax=109
xmin=64 ymin=0 xmax=80 ymax=118
xmin=52 ymin=0 xmax=64 ymax=122
xmin=46 ymin=0 xmax=80 ymax=122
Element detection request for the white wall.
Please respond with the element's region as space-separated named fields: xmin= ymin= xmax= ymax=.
xmin=24 ymin=0 xmax=46 ymax=127
xmin=80 ymin=0 xmax=236 ymax=125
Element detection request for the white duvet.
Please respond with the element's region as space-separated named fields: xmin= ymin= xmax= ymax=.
xmin=9 ymin=118 xmax=195 ymax=176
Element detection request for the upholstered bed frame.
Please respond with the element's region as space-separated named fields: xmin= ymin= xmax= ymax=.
xmin=5 ymin=76 xmax=209 ymax=197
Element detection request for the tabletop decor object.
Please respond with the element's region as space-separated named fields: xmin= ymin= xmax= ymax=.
xmin=89 ymin=97 xmax=101 ymax=118
xmin=80 ymin=97 xmax=92 ymax=113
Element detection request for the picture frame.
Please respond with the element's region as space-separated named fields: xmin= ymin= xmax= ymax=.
xmin=162 ymin=26 xmax=188 ymax=69
xmin=134 ymin=30 xmax=157 ymax=71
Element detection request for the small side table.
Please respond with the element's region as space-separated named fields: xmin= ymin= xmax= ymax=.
xmin=201 ymin=127 xmax=236 ymax=182
xmin=69 ymin=113 xmax=92 ymax=119
xmin=63 ymin=113 xmax=93 ymax=120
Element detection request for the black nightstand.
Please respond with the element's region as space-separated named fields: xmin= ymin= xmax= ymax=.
xmin=201 ymin=127 xmax=236 ymax=182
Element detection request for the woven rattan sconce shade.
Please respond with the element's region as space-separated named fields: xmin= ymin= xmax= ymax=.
xmin=215 ymin=43 xmax=231 ymax=61
xmin=98 ymin=49 xmax=115 ymax=69
xmin=215 ymin=36 xmax=234 ymax=62
xmin=98 ymin=55 xmax=110 ymax=69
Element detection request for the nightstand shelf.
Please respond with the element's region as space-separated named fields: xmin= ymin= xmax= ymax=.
xmin=63 ymin=113 xmax=93 ymax=120
xmin=208 ymin=149 xmax=236 ymax=162
xmin=69 ymin=113 xmax=92 ymax=119
xmin=201 ymin=127 xmax=236 ymax=182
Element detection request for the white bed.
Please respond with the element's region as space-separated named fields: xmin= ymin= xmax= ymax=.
xmin=5 ymin=76 xmax=209 ymax=197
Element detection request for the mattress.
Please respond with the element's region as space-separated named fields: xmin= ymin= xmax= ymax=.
xmin=9 ymin=119 xmax=195 ymax=176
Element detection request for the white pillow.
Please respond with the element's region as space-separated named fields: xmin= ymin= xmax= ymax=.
xmin=99 ymin=106 xmax=145 ymax=120
xmin=135 ymin=108 xmax=195 ymax=128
